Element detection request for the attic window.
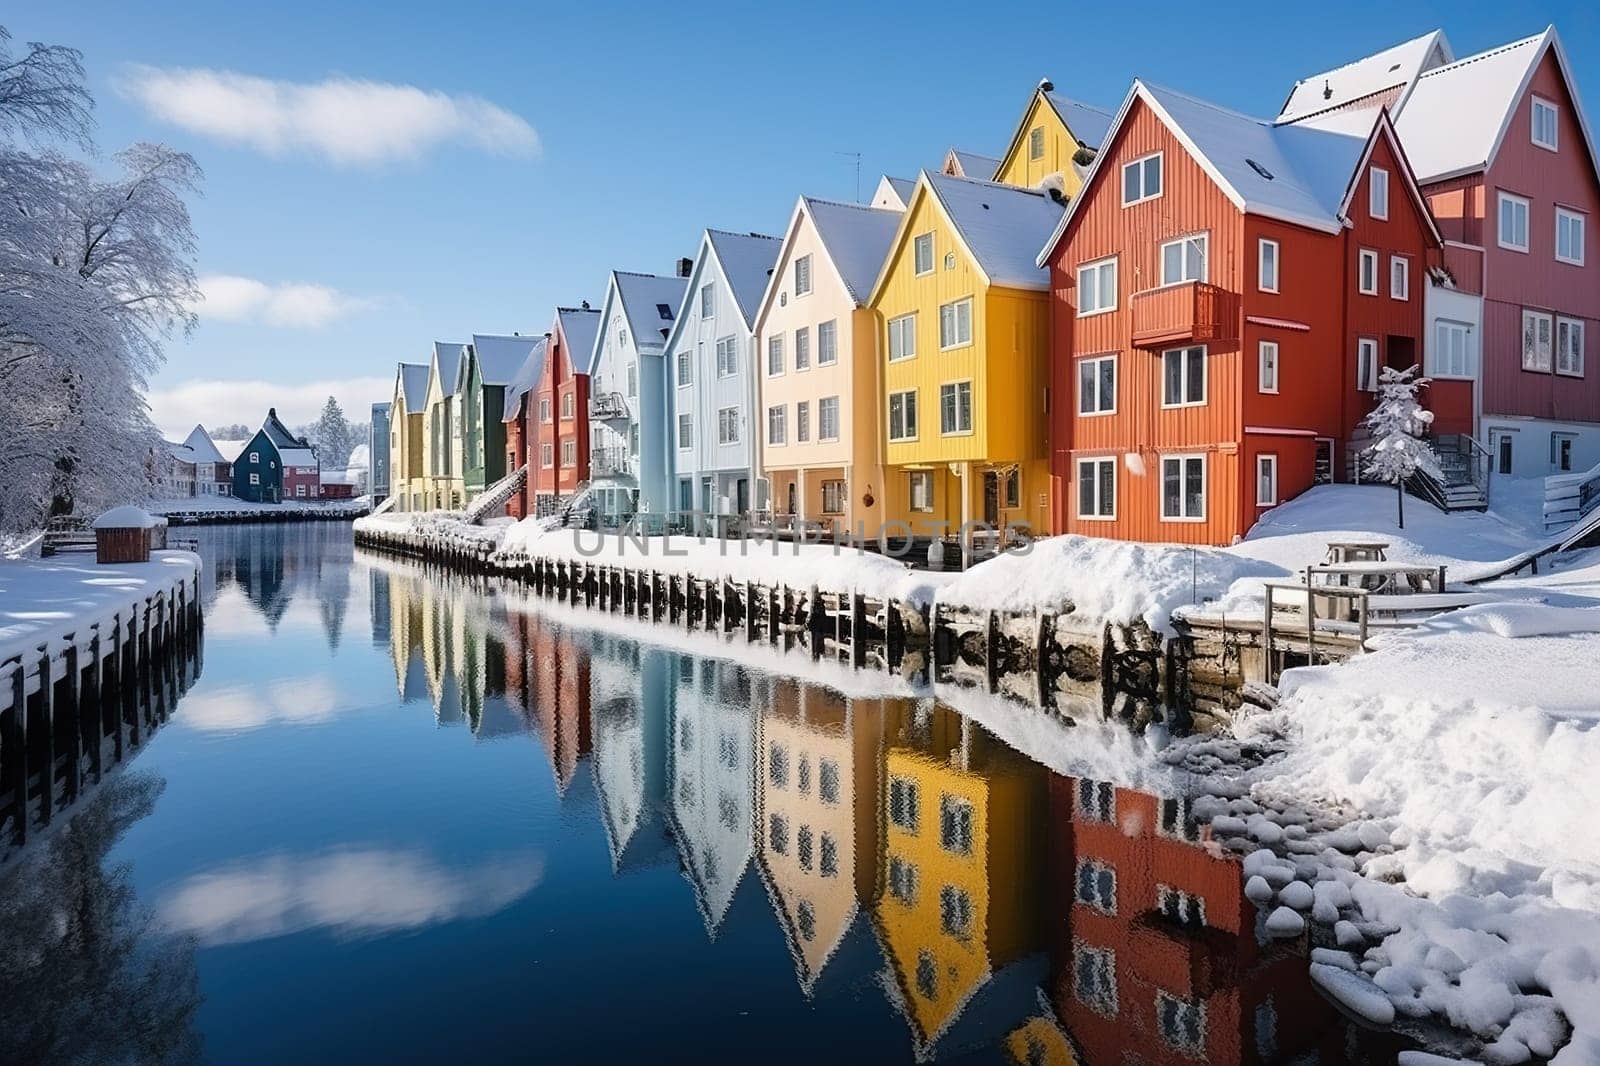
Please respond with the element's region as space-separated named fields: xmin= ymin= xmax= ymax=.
xmin=656 ymin=303 xmax=674 ymax=320
xmin=1246 ymin=159 xmax=1275 ymax=181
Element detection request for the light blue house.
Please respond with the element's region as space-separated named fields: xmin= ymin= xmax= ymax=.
xmin=663 ymin=229 xmax=782 ymax=529
xmin=586 ymin=267 xmax=689 ymax=526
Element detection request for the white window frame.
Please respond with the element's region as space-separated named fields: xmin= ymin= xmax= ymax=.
xmin=717 ymin=405 xmax=739 ymax=445
xmin=767 ymin=334 xmax=785 ymax=376
xmin=939 ymin=380 xmax=973 ymax=436
xmin=795 ymin=400 xmax=810 ymax=443
xmin=539 ymin=396 xmax=552 ymax=422
xmin=1078 ymin=354 xmax=1116 ymax=415
xmin=248 ymin=451 xmax=259 ymax=464
xmin=1028 ymin=125 xmax=1045 ymax=161
xmin=1160 ymin=346 xmax=1207 ymax=408
xmin=1357 ymin=249 xmax=1379 ymax=295
xmin=938 ymin=297 xmax=973 ymax=351
xmin=561 ymin=391 xmax=574 ymax=419
xmin=908 ymin=470 xmax=933 ymax=512
xmin=1499 ymin=192 xmax=1530 ymax=253
xmin=1076 ymin=456 xmax=1116 ymax=520
xmin=1556 ymin=315 xmax=1585 ymax=377
xmin=1431 ymin=319 xmax=1475 ymax=380
xmin=1160 ymin=453 xmax=1207 ymax=522
xmin=1557 ymin=207 xmax=1586 ymax=266
xmin=715 ymin=336 xmax=739 ymax=378
xmin=1258 ymin=238 xmax=1279 ymax=293
xmin=794 ymin=254 xmax=813 ymax=297
xmin=1255 ymin=453 xmax=1278 ymax=506
xmin=677 ymin=413 xmax=693 ymax=450
xmin=1369 ymin=166 xmax=1389 ymax=220
xmin=913 ymin=232 xmax=934 ymax=276
xmin=1122 ymin=151 xmax=1163 ymax=206
xmin=794 ymin=326 xmax=811 ymax=371
xmin=818 ymin=396 xmax=840 ymax=441
xmin=1390 ymin=255 xmax=1409 ymax=301
xmin=1258 ymin=340 xmax=1279 ymax=394
xmin=818 ymin=319 xmax=838 ymax=365
xmin=820 ymin=479 xmax=846 ymax=515
xmin=887 ymin=313 xmax=917 ymax=362
xmin=249 ymin=472 xmax=260 ymax=486
xmin=1159 ymin=233 xmax=1209 ymax=287
xmin=700 ymin=283 xmax=714 ymax=318
xmin=1523 ymin=309 xmax=1554 ymax=372
xmin=541 ymin=442 xmax=554 ymax=467
xmin=1532 ymin=96 xmax=1559 ymax=152
xmin=767 ymin=404 xmax=787 ymax=446
xmin=887 ymin=389 xmax=918 ymax=442
xmin=676 ymin=350 xmax=692 ymax=387
xmin=1076 ymin=257 xmax=1117 ymax=317
xmin=1357 ymin=337 xmax=1379 ymax=391
xmin=561 ymin=439 xmax=576 ymax=467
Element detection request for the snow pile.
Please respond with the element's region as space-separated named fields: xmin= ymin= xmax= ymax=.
xmin=150 ymin=496 xmax=369 ymax=517
xmin=355 ymin=511 xmax=506 ymax=553
xmin=1427 ymin=602 xmax=1600 ymax=639
xmin=937 ymin=533 xmax=1281 ymax=633
xmin=91 ymin=505 xmax=165 ymax=529
xmin=0 ymin=551 xmax=200 ymax=667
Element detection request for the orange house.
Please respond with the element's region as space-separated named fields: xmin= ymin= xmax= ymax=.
xmin=1040 ymin=81 xmax=1441 ymax=544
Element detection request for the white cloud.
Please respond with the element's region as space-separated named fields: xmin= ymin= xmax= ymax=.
xmin=192 ymin=273 xmax=376 ymax=328
xmin=117 ymin=65 xmax=539 ymax=166
xmin=177 ymin=675 xmax=347 ymax=732
xmin=147 ymin=376 xmax=393 ymax=441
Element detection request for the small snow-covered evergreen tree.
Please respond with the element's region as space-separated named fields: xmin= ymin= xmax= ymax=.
xmin=309 ymin=396 xmax=352 ymax=469
xmin=1362 ymin=365 xmax=1439 ymax=529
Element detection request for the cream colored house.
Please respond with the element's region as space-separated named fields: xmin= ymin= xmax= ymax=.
xmin=753 ymin=194 xmax=903 ymax=540
xmin=422 ymin=341 xmax=469 ymax=510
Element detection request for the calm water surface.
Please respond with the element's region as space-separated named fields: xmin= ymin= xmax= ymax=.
xmin=0 ymin=523 xmax=1406 ymax=1064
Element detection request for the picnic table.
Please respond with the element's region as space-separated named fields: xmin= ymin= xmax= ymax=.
xmin=1305 ymin=561 xmax=1448 ymax=595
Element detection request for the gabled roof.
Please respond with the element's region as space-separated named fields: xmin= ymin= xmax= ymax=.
xmin=166 ymin=440 xmax=196 ymax=465
xmin=1393 ymin=27 xmax=1598 ymax=185
xmin=470 ymin=333 xmax=542 ymax=387
xmin=182 ymin=424 xmax=225 ymax=465
xmin=555 ymin=306 xmax=602 ymax=375
xmin=942 ymin=147 xmax=1001 ymax=178
xmin=397 ymin=362 xmax=430 ymax=410
xmin=611 ymin=270 xmax=689 ymax=352
xmin=878 ymin=171 xmax=1062 ymax=297
xmin=260 ymin=407 xmax=310 ymax=450
xmin=1043 ymin=90 xmax=1115 ymax=149
xmin=502 ymin=336 xmax=549 ymax=422
xmin=279 ymin=447 xmax=317 ymax=467
xmin=753 ymin=195 xmax=904 ymax=332
xmin=432 ymin=341 xmax=468 ymax=393
xmin=1278 ymin=30 xmax=1452 ymax=125
xmin=872 ymin=175 xmax=915 ymax=211
xmin=706 ymin=229 xmax=783 ymax=329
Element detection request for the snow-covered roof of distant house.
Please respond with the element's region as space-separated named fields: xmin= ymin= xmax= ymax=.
xmin=1393 ymin=28 xmax=1595 ymax=184
xmin=320 ymin=468 xmax=358 ymax=485
xmin=613 ymin=271 xmax=689 ymax=350
xmin=346 ymin=443 xmax=370 ymax=471
xmin=212 ymin=439 xmax=247 ymax=462
xmin=502 ymin=336 xmax=549 ymax=422
xmin=470 ymin=333 xmax=542 ymax=387
xmin=872 ymin=175 xmax=915 ymax=211
xmin=556 ymin=306 xmax=603 ymax=375
xmin=260 ymin=407 xmax=309 ymax=450
xmin=166 ymin=440 xmax=197 ymax=464
xmin=398 ymin=362 xmax=430 ymax=410
xmin=432 ymin=341 xmax=468 ymax=389
xmin=93 ymin=505 xmax=164 ymax=530
xmin=919 ymin=171 xmax=1064 ymax=290
xmin=805 ymin=196 xmax=904 ymax=305
xmin=943 ymin=147 xmax=1001 ymax=178
xmin=1278 ymin=30 xmax=1452 ymax=125
xmin=182 ymin=424 xmax=225 ymax=465
xmin=1044 ymin=90 xmax=1115 ymax=149
xmin=279 ymin=447 xmax=317 ymax=467
xmin=705 ymin=229 xmax=783 ymax=329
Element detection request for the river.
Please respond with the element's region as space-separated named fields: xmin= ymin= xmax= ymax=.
xmin=0 ymin=522 xmax=1417 ymax=1064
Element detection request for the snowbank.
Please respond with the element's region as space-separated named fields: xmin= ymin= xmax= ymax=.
xmin=0 ymin=550 xmax=200 ymax=667
xmin=91 ymin=505 xmax=165 ymax=529
xmin=151 ymin=496 xmax=368 ymax=517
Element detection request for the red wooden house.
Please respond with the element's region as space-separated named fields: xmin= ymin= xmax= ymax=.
xmin=1039 ymin=81 xmax=1441 ymax=544
xmin=532 ymin=305 xmax=602 ymax=517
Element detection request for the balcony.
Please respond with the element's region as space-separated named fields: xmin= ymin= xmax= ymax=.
xmin=590 ymin=447 xmax=633 ymax=479
xmin=1130 ymin=281 xmax=1236 ymax=349
xmin=589 ymin=391 xmax=630 ymax=421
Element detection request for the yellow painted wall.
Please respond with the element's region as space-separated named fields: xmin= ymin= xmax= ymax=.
xmin=993 ymin=93 xmax=1088 ymax=195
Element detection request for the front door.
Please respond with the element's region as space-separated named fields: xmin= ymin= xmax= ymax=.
xmin=736 ymin=478 xmax=749 ymax=514
xmin=1386 ymin=335 xmax=1417 ymax=374
xmin=786 ymin=481 xmax=797 ymax=516
xmin=982 ymin=472 xmax=999 ymax=526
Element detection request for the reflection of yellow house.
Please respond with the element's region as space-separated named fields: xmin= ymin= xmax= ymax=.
xmin=871 ymin=701 xmax=1046 ymax=1057
xmin=1004 ymin=1012 xmax=1080 ymax=1066
xmin=754 ymin=680 xmax=886 ymax=993
xmin=868 ymin=172 xmax=1062 ymax=542
xmin=386 ymin=570 xmax=428 ymax=701
xmin=991 ymin=80 xmax=1113 ymax=193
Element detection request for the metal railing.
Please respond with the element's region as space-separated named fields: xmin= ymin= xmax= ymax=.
xmin=1545 ymin=457 xmax=1600 ymax=530
xmin=588 ymin=391 xmax=630 ymax=421
xmin=590 ymin=447 xmax=633 ymax=478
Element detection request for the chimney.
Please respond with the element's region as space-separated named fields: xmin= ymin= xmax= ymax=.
xmin=1038 ymin=77 xmax=1054 ymax=92
xmin=676 ymin=257 xmax=693 ymax=278
xmin=581 ymin=299 xmax=591 ymax=311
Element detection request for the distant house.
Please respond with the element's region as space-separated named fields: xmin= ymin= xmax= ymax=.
xmin=369 ymin=402 xmax=391 ymax=503
xmin=423 ymin=341 xmax=470 ymax=510
xmin=391 ymin=362 xmax=430 ymax=511
xmin=180 ymin=425 xmax=232 ymax=496
xmin=233 ymin=408 xmax=320 ymax=502
xmin=156 ymin=441 xmax=198 ymax=497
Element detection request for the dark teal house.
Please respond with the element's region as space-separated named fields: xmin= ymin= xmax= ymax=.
xmin=232 ymin=408 xmax=321 ymax=502
xmin=462 ymin=334 xmax=543 ymax=499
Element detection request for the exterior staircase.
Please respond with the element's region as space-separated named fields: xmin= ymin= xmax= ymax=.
xmin=463 ymin=464 xmax=526 ymax=525
xmin=1350 ymin=430 xmax=1489 ymax=513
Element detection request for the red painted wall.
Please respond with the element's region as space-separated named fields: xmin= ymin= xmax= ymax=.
xmin=505 ymin=407 xmax=527 ymax=519
xmin=533 ymin=315 xmax=593 ymax=507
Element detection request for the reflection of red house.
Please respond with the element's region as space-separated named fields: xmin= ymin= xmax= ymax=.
xmin=505 ymin=609 xmax=592 ymax=794
xmin=532 ymin=306 xmax=602 ymax=518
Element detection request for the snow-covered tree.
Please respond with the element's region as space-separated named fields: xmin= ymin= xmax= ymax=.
xmin=1362 ymin=365 xmax=1439 ymax=529
xmin=307 ymin=396 xmax=353 ymax=469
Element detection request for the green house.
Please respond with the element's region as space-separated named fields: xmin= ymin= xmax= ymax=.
xmin=460 ymin=334 xmax=544 ymax=499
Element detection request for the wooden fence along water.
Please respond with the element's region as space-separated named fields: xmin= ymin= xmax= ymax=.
xmin=0 ymin=563 xmax=203 ymax=868
xmin=353 ymin=524 xmax=1239 ymax=728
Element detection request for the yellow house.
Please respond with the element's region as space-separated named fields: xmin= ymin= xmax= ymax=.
xmin=940 ymin=148 xmax=1001 ymax=179
xmin=421 ymin=341 xmax=469 ymax=511
xmin=991 ymin=78 xmax=1114 ymax=193
xmin=867 ymin=171 xmax=1063 ymax=544
xmin=390 ymin=362 xmax=428 ymax=511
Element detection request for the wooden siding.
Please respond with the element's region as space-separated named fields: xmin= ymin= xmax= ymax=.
xmin=1422 ymin=174 xmax=1486 ymax=248
xmin=994 ymin=92 xmax=1089 ymax=197
xmin=535 ymin=319 xmax=591 ymax=502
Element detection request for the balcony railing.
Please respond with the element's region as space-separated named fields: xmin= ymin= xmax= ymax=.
xmin=589 ymin=391 xmax=630 ymax=421
xmin=590 ymin=447 xmax=633 ymax=478
xmin=1130 ymin=281 xmax=1235 ymax=349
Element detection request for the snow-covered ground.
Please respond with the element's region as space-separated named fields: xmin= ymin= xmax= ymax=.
xmin=151 ymin=495 xmax=369 ymax=517
xmin=0 ymin=550 xmax=201 ymax=667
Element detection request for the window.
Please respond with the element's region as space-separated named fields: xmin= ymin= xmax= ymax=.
xmin=1497 ymin=433 xmax=1514 ymax=475
xmin=819 ymin=759 xmax=839 ymax=804
xmin=798 ymin=826 xmax=813 ymax=871
xmin=1532 ymin=96 xmax=1559 ymax=151
xmin=939 ymin=297 xmax=973 ymax=349
xmin=1557 ymin=316 xmax=1585 ymax=376
xmin=1523 ymin=310 xmax=1553 ymax=372
xmin=619 ymin=326 xmax=628 ymax=346
xmin=249 ymin=472 xmax=260 ymax=486
xmin=792 ymin=326 xmax=810 ymax=371
xmin=1077 ymin=457 xmax=1115 ymax=519
xmin=676 ymin=349 xmax=692 ymax=386
xmin=629 ymin=423 xmax=639 ymax=456
xmin=767 ymin=405 xmax=787 ymax=445
xmin=717 ymin=406 xmax=739 ymax=445
xmin=818 ymin=319 xmax=838 ymax=364
xmin=541 ymin=442 xmax=553 ymax=467
xmin=1256 ymin=454 xmax=1278 ymax=506
xmin=794 ymin=253 xmax=813 ymax=296
xmin=888 ymin=390 xmax=918 ymax=441
xmin=1258 ymin=238 xmax=1279 ymax=293
xmin=818 ymin=396 xmax=840 ymax=440
xmin=940 ymin=885 xmax=973 ymax=939
xmin=1557 ymin=208 xmax=1586 ymax=265
xmin=887 ymin=313 xmax=917 ymax=361
xmin=1158 ymin=993 xmax=1206 ymax=1055
xmin=700 ymin=283 xmax=714 ymax=317
xmin=1161 ymin=346 xmax=1206 ymax=406
xmin=1028 ymin=125 xmax=1044 ymax=160
xmin=1499 ymin=192 xmax=1530 ymax=252
xmin=562 ymin=440 xmax=576 ymax=467
xmin=1074 ymin=943 xmax=1117 ymax=1017
xmin=1357 ymin=337 xmax=1379 ymax=391
xmin=1259 ymin=340 xmax=1279 ymax=393
xmin=820 ymin=833 xmax=838 ymax=877
xmin=626 ymin=362 xmax=637 ymax=397
xmin=795 ymin=899 xmax=815 ymax=941
xmin=1358 ymin=249 xmax=1379 ymax=294
xmin=1389 ymin=255 xmax=1410 ymax=300
xmin=889 ymin=776 xmax=919 ymax=832
xmin=561 ymin=392 xmax=574 ymax=419
xmin=1553 ymin=432 xmax=1577 ymax=473
xmin=909 ymin=470 xmax=933 ymax=512
xmin=915 ymin=951 xmax=937 ymax=1000
xmin=1369 ymin=166 xmax=1389 ymax=220
xmin=1076 ymin=257 xmax=1117 ymax=316
xmin=1122 ymin=151 xmax=1162 ymax=205
xmin=795 ymin=401 xmax=810 ymax=443
xmin=1076 ymin=858 xmax=1116 ymax=912
xmin=677 ymin=413 xmax=693 ymax=450
xmin=248 ymin=451 xmax=259 ymax=463
xmin=539 ymin=396 xmax=552 ymax=422
xmin=1004 ymin=468 xmax=1020 ymax=508
xmin=939 ymin=795 xmax=974 ymax=855
xmin=1160 ymin=234 xmax=1208 ymax=285
xmin=1078 ymin=354 xmax=1116 ymax=414
xmin=768 ymin=743 xmax=789 ymax=788
xmin=1078 ymin=779 xmax=1115 ymax=822
xmin=767 ymin=334 xmax=785 ymax=376
xmin=888 ymin=856 xmax=918 ymax=905
xmin=656 ymin=302 xmax=673 ymax=321
xmin=821 ymin=479 xmax=846 ymax=514
xmin=1432 ymin=320 xmax=1474 ymax=378
xmin=769 ymin=813 xmax=788 ymax=854
xmin=913 ymin=232 xmax=934 ymax=275
xmin=943 ymin=251 xmax=956 ymax=271
xmin=716 ymin=336 xmax=739 ymax=378
xmin=1161 ymin=455 xmax=1206 ymax=521
xmin=940 ymin=381 xmax=973 ymax=434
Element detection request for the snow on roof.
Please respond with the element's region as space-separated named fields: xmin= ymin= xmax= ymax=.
xmin=613 ymin=271 xmax=689 ymax=349
xmin=182 ymin=424 xmax=225 ymax=465
xmin=213 ymin=439 xmax=247 ymax=462
xmin=943 ymin=147 xmax=1001 ymax=178
xmin=922 ymin=171 xmax=1064 ymax=290
xmin=705 ymin=229 xmax=783 ymax=330
xmin=93 ymin=505 xmax=164 ymax=529
xmin=166 ymin=440 xmax=197 ymax=464
xmin=347 ymin=443 xmax=370 ymax=471
xmin=872 ymin=175 xmax=915 ymax=211
xmin=260 ymin=408 xmax=308 ymax=450
xmin=432 ymin=341 xmax=468 ymax=389
xmin=470 ymin=333 xmax=542 ymax=387
xmin=555 ymin=306 xmax=602 ymax=375
xmin=1044 ymin=90 xmax=1115 ymax=149
xmin=279 ymin=447 xmax=318 ymax=467
xmin=1278 ymin=30 xmax=1452 ymax=125
xmin=398 ymin=362 xmax=430 ymax=410
xmin=804 ymin=196 xmax=903 ymax=305
xmin=502 ymin=336 xmax=549 ymax=422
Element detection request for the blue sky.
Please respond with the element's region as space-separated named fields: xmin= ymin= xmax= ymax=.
xmin=15 ymin=1 xmax=1598 ymax=437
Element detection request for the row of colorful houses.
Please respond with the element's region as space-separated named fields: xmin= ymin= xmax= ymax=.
xmin=155 ymin=411 xmax=357 ymax=503
xmin=374 ymin=26 xmax=1599 ymax=546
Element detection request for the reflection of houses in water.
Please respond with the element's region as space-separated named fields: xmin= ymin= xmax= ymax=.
xmin=754 ymin=679 xmax=884 ymax=994
xmin=200 ymin=523 xmax=355 ymax=633
xmin=369 ymin=568 xmax=391 ymax=647
xmin=668 ymin=656 xmax=755 ymax=937
xmin=505 ymin=609 xmax=592 ymax=793
xmin=872 ymin=701 xmax=1048 ymax=1061
xmin=591 ymin=638 xmax=673 ymax=873
xmin=385 ymin=570 xmax=430 ymax=703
